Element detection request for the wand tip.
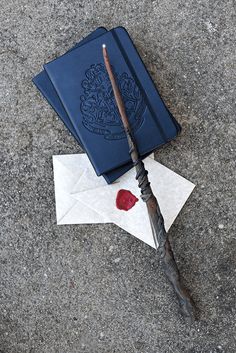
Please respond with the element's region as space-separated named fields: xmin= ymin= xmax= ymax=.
xmin=102 ymin=43 xmax=106 ymax=48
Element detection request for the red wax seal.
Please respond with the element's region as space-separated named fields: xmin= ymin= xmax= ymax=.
xmin=116 ymin=189 xmax=139 ymax=211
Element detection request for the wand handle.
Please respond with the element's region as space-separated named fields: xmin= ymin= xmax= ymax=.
xmin=103 ymin=45 xmax=195 ymax=323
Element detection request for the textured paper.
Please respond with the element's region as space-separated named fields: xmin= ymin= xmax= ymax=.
xmin=53 ymin=154 xmax=195 ymax=248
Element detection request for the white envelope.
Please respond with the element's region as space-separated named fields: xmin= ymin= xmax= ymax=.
xmin=53 ymin=154 xmax=195 ymax=248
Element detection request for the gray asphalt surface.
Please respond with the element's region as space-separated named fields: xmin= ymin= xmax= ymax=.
xmin=0 ymin=0 xmax=235 ymax=352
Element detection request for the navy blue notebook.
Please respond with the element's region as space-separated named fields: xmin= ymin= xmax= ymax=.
xmin=44 ymin=27 xmax=181 ymax=176
xmin=33 ymin=27 xmax=141 ymax=183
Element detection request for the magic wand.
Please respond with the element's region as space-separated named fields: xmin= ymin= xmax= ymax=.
xmin=102 ymin=44 xmax=195 ymax=323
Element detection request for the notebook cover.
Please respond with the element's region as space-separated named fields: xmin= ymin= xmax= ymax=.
xmin=45 ymin=28 xmax=180 ymax=175
xmin=32 ymin=27 xmax=139 ymax=183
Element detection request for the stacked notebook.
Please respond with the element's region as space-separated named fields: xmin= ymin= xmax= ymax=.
xmin=33 ymin=26 xmax=181 ymax=183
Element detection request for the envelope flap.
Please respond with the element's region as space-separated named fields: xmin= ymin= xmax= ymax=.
xmin=73 ymin=182 xmax=155 ymax=247
xmin=73 ymin=156 xmax=195 ymax=248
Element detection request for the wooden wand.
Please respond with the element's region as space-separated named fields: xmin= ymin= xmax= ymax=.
xmin=102 ymin=44 xmax=195 ymax=323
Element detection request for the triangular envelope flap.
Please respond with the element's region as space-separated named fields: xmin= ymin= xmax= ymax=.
xmin=73 ymin=179 xmax=155 ymax=247
xmin=73 ymin=159 xmax=155 ymax=247
xmin=73 ymin=157 xmax=195 ymax=248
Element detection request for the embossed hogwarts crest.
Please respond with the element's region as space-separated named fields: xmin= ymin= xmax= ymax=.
xmin=80 ymin=64 xmax=146 ymax=140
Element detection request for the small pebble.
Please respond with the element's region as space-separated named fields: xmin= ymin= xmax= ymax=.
xmin=218 ymin=224 xmax=224 ymax=229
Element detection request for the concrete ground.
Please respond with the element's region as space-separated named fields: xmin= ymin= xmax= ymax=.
xmin=0 ymin=0 xmax=235 ymax=352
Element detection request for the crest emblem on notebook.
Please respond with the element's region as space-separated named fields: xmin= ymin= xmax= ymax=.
xmin=80 ymin=64 xmax=146 ymax=140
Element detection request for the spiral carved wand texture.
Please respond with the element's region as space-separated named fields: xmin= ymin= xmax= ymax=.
xmin=102 ymin=44 xmax=195 ymax=323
